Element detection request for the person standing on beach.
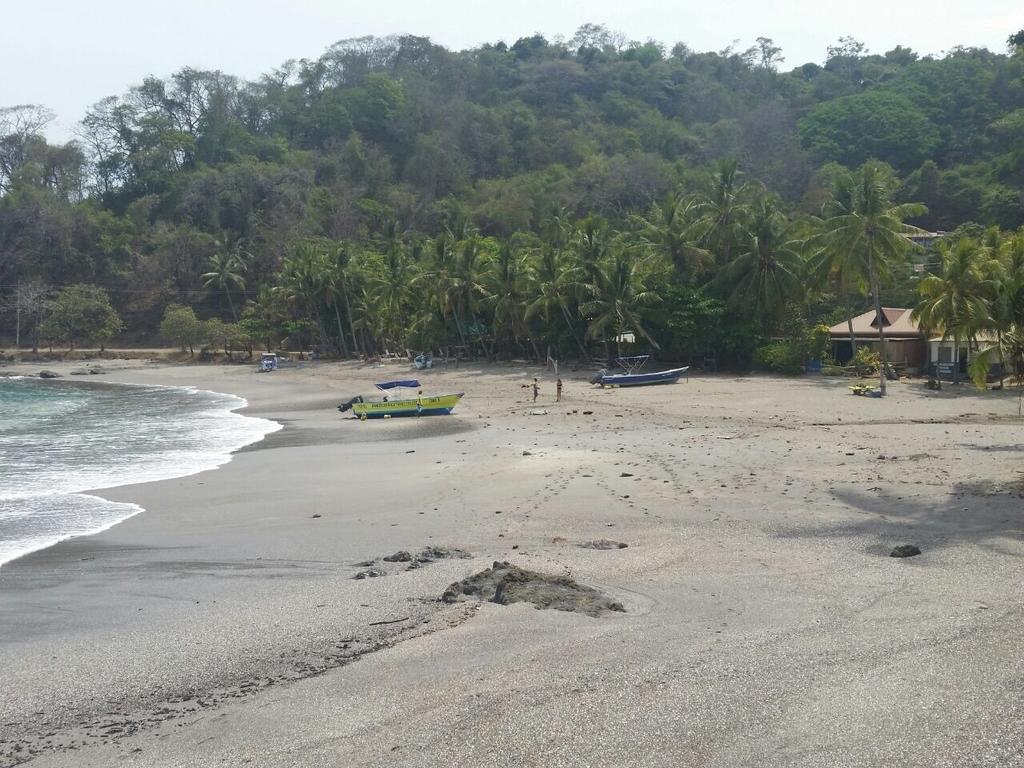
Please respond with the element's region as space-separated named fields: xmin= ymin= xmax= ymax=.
xmin=556 ymin=378 xmax=563 ymax=402
xmin=532 ymin=378 xmax=540 ymax=403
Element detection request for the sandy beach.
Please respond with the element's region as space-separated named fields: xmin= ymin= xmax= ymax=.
xmin=1 ymin=359 xmax=1023 ymax=767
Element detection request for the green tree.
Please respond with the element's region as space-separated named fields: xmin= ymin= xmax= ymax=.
xmin=526 ymin=243 xmax=589 ymax=358
xmin=817 ymin=165 xmax=927 ymax=394
xmin=280 ymin=243 xmax=332 ymax=349
xmin=159 ymin=303 xmax=202 ymax=354
xmin=692 ymin=159 xmax=756 ymax=265
xmin=970 ymin=327 xmax=1024 ymax=412
xmin=913 ymin=237 xmax=996 ymax=383
xmin=484 ymin=240 xmax=532 ymax=359
xmin=40 ymin=284 xmax=123 ymax=350
xmin=582 ymin=250 xmax=662 ymax=360
xmin=201 ymin=246 xmax=248 ymax=321
xmin=718 ymin=198 xmax=805 ymax=331
xmin=798 ymin=91 xmax=939 ymax=171
xmin=632 ymin=190 xmax=712 ymax=279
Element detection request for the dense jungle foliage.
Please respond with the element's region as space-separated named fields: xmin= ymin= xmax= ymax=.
xmin=3 ymin=26 xmax=1024 ymax=367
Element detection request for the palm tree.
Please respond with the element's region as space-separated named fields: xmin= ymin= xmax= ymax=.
xmin=484 ymin=240 xmax=532 ymax=359
xmin=417 ymin=233 xmax=465 ymax=347
xmin=582 ymin=250 xmax=662 ymax=360
xmin=328 ymin=243 xmax=360 ymax=357
xmin=817 ymin=165 xmax=927 ymax=395
xmin=912 ymin=238 xmax=994 ymax=384
xmin=692 ymin=158 xmax=757 ymax=265
xmin=717 ymin=198 xmax=805 ymax=332
xmin=632 ymin=190 xmax=712 ymax=279
xmin=351 ymin=286 xmax=389 ymax=355
xmin=526 ymin=244 xmax=589 ymax=359
xmin=368 ymin=244 xmax=414 ymax=354
xmin=202 ymin=246 xmax=249 ymax=321
xmin=970 ymin=326 xmax=1024 ymax=414
xmin=452 ymin=236 xmax=491 ymax=355
xmin=280 ymin=243 xmax=331 ymax=347
xmin=572 ymin=215 xmax=613 ymax=290
xmin=808 ymin=172 xmax=866 ymax=358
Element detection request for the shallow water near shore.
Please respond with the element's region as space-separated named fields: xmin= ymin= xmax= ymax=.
xmin=0 ymin=377 xmax=280 ymax=567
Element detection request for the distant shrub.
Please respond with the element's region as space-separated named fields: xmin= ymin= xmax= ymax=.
xmin=754 ymin=323 xmax=833 ymax=375
xmin=754 ymin=341 xmax=806 ymax=374
xmin=852 ymin=347 xmax=881 ymax=374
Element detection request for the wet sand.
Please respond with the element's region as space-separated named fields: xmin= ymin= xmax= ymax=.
xmin=1 ymin=360 xmax=1023 ymax=767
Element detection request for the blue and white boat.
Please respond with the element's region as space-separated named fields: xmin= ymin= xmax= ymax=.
xmin=590 ymin=356 xmax=689 ymax=388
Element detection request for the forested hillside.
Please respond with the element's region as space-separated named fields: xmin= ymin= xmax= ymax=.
xmin=2 ymin=26 xmax=1024 ymax=365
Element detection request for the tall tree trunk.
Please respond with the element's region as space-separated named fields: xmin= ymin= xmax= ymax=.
xmin=333 ymin=304 xmax=350 ymax=358
xmin=313 ymin=304 xmax=327 ymax=350
xmin=226 ymin=289 xmax=238 ymax=322
xmin=560 ymin=302 xmax=589 ymax=360
xmin=867 ymin=250 xmax=888 ymax=396
xmin=453 ymin=306 xmax=467 ymax=348
xmin=341 ymin=279 xmax=359 ymax=357
xmin=846 ymin=311 xmax=857 ymax=358
xmin=471 ymin=308 xmax=493 ymax=360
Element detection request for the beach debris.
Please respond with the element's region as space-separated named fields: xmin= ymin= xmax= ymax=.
xmin=522 ymin=450 xmax=533 ymax=456
xmin=354 ymin=559 xmax=376 ymax=567
xmin=620 ymin=472 xmax=634 ymax=477
xmin=368 ymin=616 xmax=409 ymax=626
xmin=38 ymin=370 xmax=61 ymax=378
xmin=579 ymin=539 xmax=628 ymax=550
xmin=311 ymin=513 xmax=322 ymax=518
xmin=530 ymin=409 xmax=549 ymax=416
xmin=377 ymin=546 xmax=471 ymax=570
xmin=442 ymin=561 xmax=625 ymax=617
xmin=354 ymin=568 xmax=386 ymax=580
xmin=890 ymin=544 xmax=922 ymax=558
xmin=582 ymin=410 xmax=594 ymax=415
xmin=415 ymin=545 xmax=471 ymax=562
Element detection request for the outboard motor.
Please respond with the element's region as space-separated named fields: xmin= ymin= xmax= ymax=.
xmin=589 ymin=369 xmax=607 ymax=385
xmin=337 ymin=395 xmax=364 ymax=413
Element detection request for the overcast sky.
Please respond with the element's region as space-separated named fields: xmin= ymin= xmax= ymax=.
xmin=3 ymin=0 xmax=1022 ymax=140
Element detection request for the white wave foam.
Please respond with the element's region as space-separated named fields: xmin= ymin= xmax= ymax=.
xmin=0 ymin=382 xmax=281 ymax=568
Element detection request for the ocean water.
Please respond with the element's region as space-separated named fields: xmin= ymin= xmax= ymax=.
xmin=0 ymin=377 xmax=280 ymax=567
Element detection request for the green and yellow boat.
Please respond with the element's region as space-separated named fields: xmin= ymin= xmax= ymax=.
xmin=338 ymin=380 xmax=464 ymax=420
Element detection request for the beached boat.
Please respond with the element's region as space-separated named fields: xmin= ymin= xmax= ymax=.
xmin=590 ymin=356 xmax=689 ymax=388
xmin=338 ymin=380 xmax=464 ymax=419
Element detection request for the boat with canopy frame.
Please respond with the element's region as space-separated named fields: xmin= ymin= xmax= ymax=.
xmin=337 ymin=380 xmax=464 ymax=419
xmin=590 ymin=356 xmax=689 ymax=388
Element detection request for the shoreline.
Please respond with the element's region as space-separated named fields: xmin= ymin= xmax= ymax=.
xmin=0 ymin=373 xmax=281 ymax=569
xmin=3 ymin=361 xmax=1024 ymax=766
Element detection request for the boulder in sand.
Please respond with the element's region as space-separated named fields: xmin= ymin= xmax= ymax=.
xmin=38 ymin=370 xmax=61 ymax=379
xmin=579 ymin=539 xmax=628 ymax=550
xmin=383 ymin=550 xmax=413 ymax=562
xmin=442 ymin=561 xmax=625 ymax=617
xmin=354 ymin=568 xmax=386 ymax=580
xmin=890 ymin=544 xmax=922 ymax=558
xmin=415 ymin=545 xmax=471 ymax=563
